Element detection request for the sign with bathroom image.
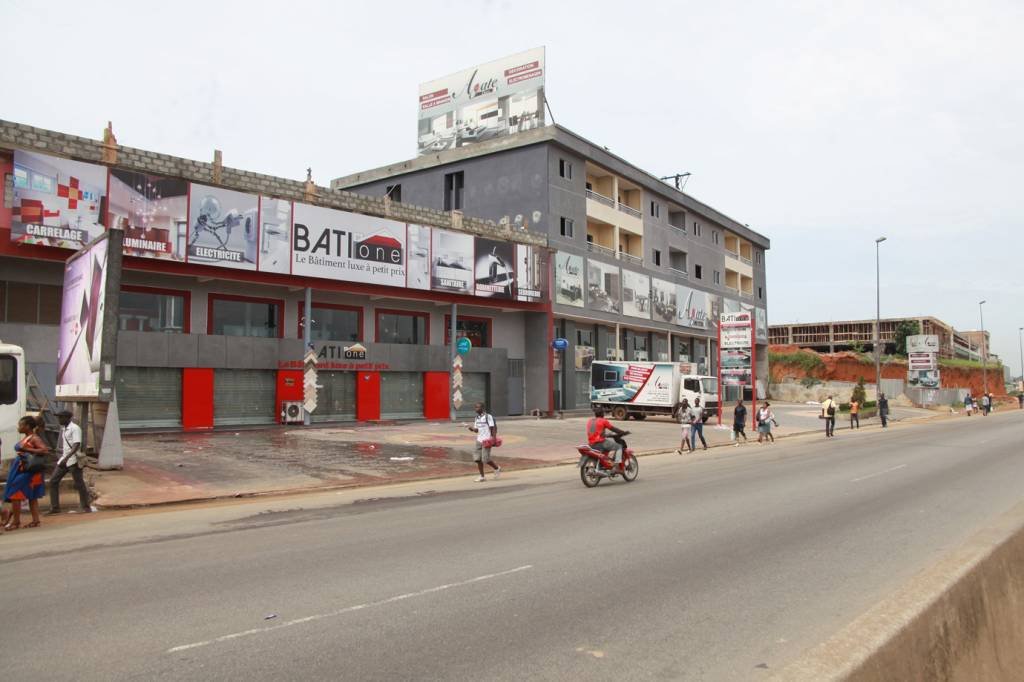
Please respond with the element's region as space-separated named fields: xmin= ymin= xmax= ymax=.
xmin=187 ymin=184 xmax=259 ymax=270
xmin=258 ymin=197 xmax=292 ymax=274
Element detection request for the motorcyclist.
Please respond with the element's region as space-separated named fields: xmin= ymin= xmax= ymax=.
xmin=586 ymin=407 xmax=627 ymax=465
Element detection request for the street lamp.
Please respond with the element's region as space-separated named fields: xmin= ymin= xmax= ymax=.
xmin=979 ymin=300 xmax=987 ymax=396
xmin=1018 ymin=326 xmax=1023 ymax=394
xmin=875 ymin=237 xmax=887 ymax=399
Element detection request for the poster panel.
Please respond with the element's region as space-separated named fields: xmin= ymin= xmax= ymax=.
xmin=720 ymin=311 xmax=753 ymax=350
xmin=756 ymin=307 xmax=768 ymax=342
xmin=187 ymin=184 xmax=259 ymax=270
xmin=676 ymin=285 xmax=713 ymax=330
xmin=474 ymin=237 xmax=516 ymax=299
xmin=908 ymin=352 xmax=937 ymax=371
xmin=587 ymin=259 xmax=621 ymax=313
xmin=621 ymin=270 xmax=651 ymax=319
xmin=258 ymin=197 xmax=292 ymax=274
xmin=418 ymin=47 xmax=545 ymax=155
xmin=109 ymin=169 xmax=188 ymax=261
xmin=292 ymin=203 xmax=406 ymax=287
xmin=55 ymin=236 xmax=108 ymax=398
xmin=589 ymin=361 xmax=674 ymax=404
xmin=431 ymin=228 xmax=474 ymax=293
xmin=406 ymin=224 xmax=431 ymax=290
xmin=515 ymin=244 xmax=543 ymax=301
xmin=554 ymin=252 xmax=584 ymax=307
xmin=906 ymin=335 xmax=940 ymax=354
xmin=651 ymin=278 xmax=677 ymax=324
xmin=907 ymin=369 xmax=941 ymax=388
xmin=10 ymin=150 xmax=107 ymax=249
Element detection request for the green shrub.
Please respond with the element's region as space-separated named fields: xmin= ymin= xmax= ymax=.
xmin=769 ymin=350 xmax=825 ymax=374
xmin=851 ymin=377 xmax=867 ymax=405
xmin=938 ymin=357 xmax=1002 ymax=370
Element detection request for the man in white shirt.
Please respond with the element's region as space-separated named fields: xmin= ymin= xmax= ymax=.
xmin=467 ymin=402 xmax=502 ymax=482
xmin=47 ymin=410 xmax=91 ymax=514
xmin=821 ymin=395 xmax=838 ymax=438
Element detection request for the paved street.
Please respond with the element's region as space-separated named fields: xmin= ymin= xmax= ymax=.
xmin=3 ymin=411 xmax=1023 ymax=680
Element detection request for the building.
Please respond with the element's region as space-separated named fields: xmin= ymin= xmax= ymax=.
xmin=333 ymin=125 xmax=771 ymax=409
xmin=959 ymin=330 xmax=991 ymax=360
xmin=768 ymin=316 xmax=984 ymax=361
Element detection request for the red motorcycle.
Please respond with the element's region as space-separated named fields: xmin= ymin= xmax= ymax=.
xmin=576 ymin=432 xmax=639 ymax=487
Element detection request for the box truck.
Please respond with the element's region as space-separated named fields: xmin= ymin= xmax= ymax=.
xmin=590 ymin=361 xmax=718 ymax=421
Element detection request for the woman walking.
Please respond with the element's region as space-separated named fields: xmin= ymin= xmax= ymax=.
xmin=757 ymin=402 xmax=776 ymax=444
xmin=676 ymin=398 xmax=693 ymax=454
xmin=3 ymin=416 xmax=49 ymax=531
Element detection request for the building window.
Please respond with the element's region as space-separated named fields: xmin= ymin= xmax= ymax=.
xmin=0 ymin=355 xmax=16 ymax=405
xmin=713 ymin=270 xmax=721 ymax=285
xmin=14 ymin=163 xmax=57 ymax=194
xmin=0 ymin=281 xmax=61 ymax=325
xmin=560 ymin=217 xmax=574 ymax=238
xmin=120 ymin=287 xmax=189 ymax=333
xmin=444 ymin=315 xmax=491 ymax=348
xmin=385 ymin=184 xmax=402 ymax=203
xmin=693 ymin=222 xmax=702 ymax=237
xmin=208 ymin=295 xmax=282 ymax=338
xmin=444 ymin=171 xmax=464 ymax=211
xmin=755 ymin=250 xmax=762 ymax=264
xmin=13 ymin=165 xmax=29 ymax=189
xmin=559 ymin=159 xmax=573 ymax=179
xmin=376 ymin=310 xmax=428 ymax=345
xmin=650 ymin=201 xmax=660 ymax=218
xmin=577 ymin=328 xmax=594 ymax=348
xmin=299 ymin=304 xmax=362 ymax=342
xmin=713 ymin=231 xmax=720 ymax=245
xmin=652 ymin=249 xmax=662 ymax=266
xmin=758 ymin=286 xmax=763 ymax=299
xmin=694 ymin=264 xmax=703 ymax=280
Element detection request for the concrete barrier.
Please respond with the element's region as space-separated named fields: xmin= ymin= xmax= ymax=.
xmin=774 ymin=501 xmax=1024 ymax=681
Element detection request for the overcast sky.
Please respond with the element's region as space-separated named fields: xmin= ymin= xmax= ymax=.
xmin=4 ymin=0 xmax=1022 ymax=376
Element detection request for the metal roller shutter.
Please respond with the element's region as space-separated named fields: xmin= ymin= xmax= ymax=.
xmin=455 ymin=372 xmax=489 ymax=418
xmin=311 ymin=371 xmax=356 ymax=423
xmin=116 ymin=367 xmax=182 ymax=428
xmin=380 ymin=372 xmax=424 ymax=420
xmin=214 ymin=369 xmax=276 ymax=425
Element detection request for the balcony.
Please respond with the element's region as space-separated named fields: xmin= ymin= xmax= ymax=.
xmin=617 ymin=202 xmax=641 ymax=219
xmin=585 ymin=189 xmax=614 ymax=208
xmin=587 ymin=242 xmax=616 ymax=258
xmin=619 ymin=252 xmax=643 ymax=266
xmin=670 ymin=266 xmax=689 ymax=279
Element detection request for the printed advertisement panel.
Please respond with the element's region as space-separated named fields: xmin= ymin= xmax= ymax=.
xmin=908 ymin=352 xmax=937 ymax=371
xmin=723 ymin=297 xmax=742 ymax=314
xmin=720 ymin=311 xmax=753 ymax=350
xmin=621 ymin=270 xmax=651 ymax=319
xmin=587 ymin=259 xmax=620 ymax=313
xmin=10 ymin=150 xmax=107 ymax=249
xmin=418 ymin=47 xmax=545 ymax=155
xmin=676 ymin=285 xmax=713 ymax=330
xmin=515 ymin=244 xmax=543 ymax=301
xmin=431 ymin=228 xmax=474 ymax=293
xmin=258 ymin=197 xmax=292 ymax=274
xmin=651 ymin=278 xmax=677 ymax=324
xmin=56 ymin=237 xmax=109 ymax=398
xmin=554 ymin=252 xmax=584 ymax=307
xmin=575 ymin=345 xmax=595 ymax=371
xmin=406 ymin=224 xmax=431 ymax=290
xmin=721 ymin=368 xmax=753 ymax=386
xmin=187 ymin=184 xmax=259 ymax=270
xmin=907 ymin=369 xmax=941 ymax=388
xmin=292 ymin=203 xmax=406 ymax=287
xmin=721 ymin=349 xmax=752 ymax=370
xmin=756 ymin=307 xmax=768 ymax=342
xmin=590 ymin=362 xmax=674 ymax=405
xmin=906 ymin=334 xmax=940 ymax=354
xmin=474 ymin=237 xmax=515 ymax=299
xmin=109 ymin=169 xmax=189 ymax=261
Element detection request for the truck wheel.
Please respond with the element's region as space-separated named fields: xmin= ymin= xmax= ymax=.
xmin=611 ymin=406 xmax=629 ymax=420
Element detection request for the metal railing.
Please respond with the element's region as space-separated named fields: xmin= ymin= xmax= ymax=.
xmin=619 ymin=252 xmax=643 ymax=266
xmin=725 ymin=248 xmax=740 ymax=259
xmin=740 ymin=255 xmax=753 ymax=265
xmin=585 ymin=189 xmax=615 ymax=207
xmin=617 ymin=203 xmax=641 ymax=218
xmin=587 ymin=242 xmax=616 ymax=258
xmin=669 ymin=267 xmax=689 ymax=279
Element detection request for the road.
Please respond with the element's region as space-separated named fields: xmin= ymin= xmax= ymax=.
xmin=3 ymin=411 xmax=1023 ymax=680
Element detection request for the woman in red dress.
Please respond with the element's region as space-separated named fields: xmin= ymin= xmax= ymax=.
xmin=3 ymin=416 xmax=49 ymax=530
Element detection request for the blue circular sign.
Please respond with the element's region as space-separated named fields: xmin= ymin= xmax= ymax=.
xmin=456 ymin=337 xmax=472 ymax=355
xmin=552 ymin=338 xmax=569 ymax=351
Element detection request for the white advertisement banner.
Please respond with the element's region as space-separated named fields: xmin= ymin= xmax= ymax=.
xmin=621 ymin=269 xmax=651 ymax=319
xmin=11 ymin=150 xmax=107 ymax=249
xmin=406 ymin=224 xmax=432 ymax=290
xmin=720 ymin=311 xmax=753 ymax=350
xmin=756 ymin=307 xmax=768 ymax=342
xmin=587 ymin=259 xmax=621 ymax=313
xmin=906 ymin=334 xmax=940 ymax=354
xmin=651 ymin=278 xmax=677 ymax=324
xmin=908 ymin=352 xmax=937 ymax=370
xmin=187 ymin=184 xmax=259 ymax=270
xmin=56 ymin=237 xmax=109 ymax=399
xmin=258 ymin=197 xmax=292 ymax=274
xmin=431 ymin=228 xmax=474 ymax=293
xmin=676 ymin=285 xmax=713 ymax=330
xmin=515 ymin=244 xmax=543 ymax=301
xmin=292 ymin=203 xmax=406 ymax=287
xmin=109 ymin=169 xmax=189 ymax=261
xmin=555 ymin=252 xmax=584 ymax=307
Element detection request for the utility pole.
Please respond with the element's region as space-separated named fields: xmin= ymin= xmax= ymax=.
xmin=875 ymin=237 xmax=886 ymax=398
xmin=1018 ymin=327 xmax=1023 ymax=393
xmin=979 ymin=300 xmax=988 ymax=395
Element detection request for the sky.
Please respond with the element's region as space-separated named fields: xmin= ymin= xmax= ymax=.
xmin=3 ymin=0 xmax=1022 ymax=377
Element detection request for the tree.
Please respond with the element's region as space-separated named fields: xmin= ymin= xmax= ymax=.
xmin=851 ymin=377 xmax=867 ymax=405
xmin=893 ymin=320 xmax=921 ymax=356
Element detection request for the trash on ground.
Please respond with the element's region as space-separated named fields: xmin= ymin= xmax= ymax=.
xmin=390 ymin=456 xmax=415 ymax=461
xmin=264 ymin=614 xmax=277 ymax=620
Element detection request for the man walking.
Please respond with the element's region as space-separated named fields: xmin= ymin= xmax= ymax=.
xmin=878 ymin=393 xmax=890 ymax=427
xmin=849 ymin=398 xmax=860 ymax=429
xmin=981 ymin=393 xmax=991 ymax=416
xmin=467 ymin=402 xmax=501 ymax=482
xmin=821 ymin=395 xmax=838 ymax=438
xmin=47 ymin=409 xmax=91 ymax=515
xmin=690 ymin=397 xmax=708 ymax=451
xmin=732 ymin=400 xmax=748 ymax=446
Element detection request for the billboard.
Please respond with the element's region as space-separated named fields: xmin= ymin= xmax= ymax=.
xmin=515 ymin=244 xmax=543 ymax=301
xmin=109 ymin=169 xmax=189 ymax=261
xmin=587 ymin=259 xmax=621 ymax=313
xmin=474 ymin=238 xmax=515 ymax=299
xmin=292 ymin=203 xmax=406 ymax=287
xmin=431 ymin=228 xmax=474 ymax=293
xmin=621 ymin=270 xmax=651 ymax=319
xmin=590 ymin=362 xmax=675 ymax=404
xmin=187 ymin=184 xmax=259 ymax=270
xmin=720 ymin=311 xmax=753 ymax=350
xmin=554 ymin=252 xmax=584 ymax=307
xmin=908 ymin=352 xmax=937 ymax=371
xmin=756 ymin=307 xmax=768 ymax=342
xmin=651 ymin=278 xmax=677 ymax=324
xmin=676 ymin=285 xmax=714 ymax=330
xmin=406 ymin=224 xmax=432 ymax=290
xmin=258 ymin=197 xmax=292 ymax=274
xmin=418 ymin=47 xmax=545 ymax=155
xmin=10 ymin=150 xmax=107 ymax=249
xmin=907 ymin=369 xmax=941 ymax=388
xmin=906 ymin=335 xmax=940 ymax=354
xmin=55 ymin=230 xmax=123 ymax=400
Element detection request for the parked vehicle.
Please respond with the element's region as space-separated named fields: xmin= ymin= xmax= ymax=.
xmin=576 ymin=432 xmax=638 ymax=487
xmin=590 ymin=361 xmax=718 ymax=421
xmin=0 ymin=341 xmax=27 ymax=462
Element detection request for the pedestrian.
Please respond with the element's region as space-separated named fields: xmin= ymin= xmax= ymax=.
xmin=3 ymin=416 xmax=48 ymax=530
xmin=821 ymin=395 xmax=838 ymax=438
xmin=690 ymin=397 xmax=708 ymax=451
xmin=46 ymin=410 xmax=91 ymax=515
xmin=467 ymin=402 xmax=501 ymax=482
xmin=981 ymin=393 xmax=992 ymax=416
xmin=756 ymin=402 xmax=776 ymax=444
xmin=676 ymin=398 xmax=693 ymax=455
xmin=964 ymin=393 xmax=974 ymax=416
xmin=1018 ymin=393 xmax=1023 ymax=410
xmin=732 ymin=400 xmax=748 ymax=446
xmin=879 ymin=393 xmax=890 ymax=427
xmin=849 ymin=398 xmax=860 ymax=429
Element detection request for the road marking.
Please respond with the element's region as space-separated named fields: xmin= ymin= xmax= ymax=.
xmin=850 ymin=464 xmax=907 ymax=483
xmin=166 ymin=564 xmax=534 ymax=654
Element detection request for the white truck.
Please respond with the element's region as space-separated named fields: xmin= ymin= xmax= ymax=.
xmin=1 ymin=341 xmax=28 ymax=463
xmin=590 ymin=361 xmax=718 ymax=421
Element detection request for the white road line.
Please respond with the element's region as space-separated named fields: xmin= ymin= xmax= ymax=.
xmin=850 ymin=464 xmax=907 ymax=483
xmin=166 ymin=564 xmax=534 ymax=654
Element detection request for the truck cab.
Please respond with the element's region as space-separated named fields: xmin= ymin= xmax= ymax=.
xmin=0 ymin=342 xmax=27 ymax=463
xmin=680 ymin=375 xmax=718 ymax=414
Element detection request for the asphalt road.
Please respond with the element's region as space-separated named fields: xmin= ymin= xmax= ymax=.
xmin=4 ymin=411 xmax=1024 ymax=681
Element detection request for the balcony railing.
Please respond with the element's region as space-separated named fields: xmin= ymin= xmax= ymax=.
xmin=617 ymin=203 xmax=641 ymax=219
xmin=619 ymin=252 xmax=643 ymax=266
xmin=587 ymin=242 xmax=616 ymax=258
xmin=585 ymin=189 xmax=615 ymax=208
xmin=740 ymin=255 xmax=753 ymax=266
xmin=669 ymin=267 xmax=689 ymax=279
xmin=725 ymin=248 xmax=740 ymax=258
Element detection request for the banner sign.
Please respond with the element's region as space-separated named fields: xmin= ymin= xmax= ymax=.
xmin=406 ymin=223 xmax=431 ymax=290
xmin=188 ymin=184 xmax=259 ymax=270
xmin=587 ymin=259 xmax=621 ymax=313
xmin=418 ymin=47 xmax=545 ymax=156
xmin=720 ymin=311 xmax=753 ymax=350
xmin=651 ymin=278 xmax=677 ymax=324
xmin=11 ymin=150 xmax=107 ymax=249
xmin=474 ymin=237 xmax=515 ymax=299
xmin=676 ymin=285 xmax=714 ymax=330
xmin=431 ymin=228 xmax=474 ymax=293
xmin=258 ymin=197 xmax=292 ymax=274
xmin=908 ymin=352 xmax=937 ymax=371
xmin=621 ymin=269 xmax=651 ymax=319
xmin=554 ymin=252 xmax=584 ymax=307
xmin=906 ymin=334 xmax=940 ymax=354
xmin=109 ymin=169 xmax=189 ymax=261
xmin=515 ymin=244 xmax=543 ymax=301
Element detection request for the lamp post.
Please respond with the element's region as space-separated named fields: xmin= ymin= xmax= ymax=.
xmin=1018 ymin=327 xmax=1023 ymax=394
xmin=875 ymin=237 xmax=886 ymax=398
xmin=979 ymin=300 xmax=987 ymax=396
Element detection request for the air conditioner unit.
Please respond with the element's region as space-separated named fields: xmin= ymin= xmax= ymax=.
xmin=281 ymin=400 xmax=304 ymax=424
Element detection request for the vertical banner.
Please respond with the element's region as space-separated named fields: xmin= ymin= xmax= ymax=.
xmin=554 ymin=252 xmax=584 ymax=307
xmin=258 ymin=197 xmax=292 ymax=274
xmin=587 ymin=259 xmax=621 ymax=313
xmin=474 ymin=237 xmax=515 ymax=298
xmin=10 ymin=150 xmax=107 ymax=249
xmin=431 ymin=229 xmax=474 ymax=293
xmin=407 ymin=224 xmax=432 ymax=290
xmin=651 ymin=278 xmax=677 ymax=323
xmin=621 ymin=270 xmax=651 ymax=319
xmin=109 ymin=169 xmax=189 ymax=261
xmin=719 ymin=311 xmax=754 ymax=419
xmin=515 ymin=244 xmax=543 ymax=301
xmin=187 ymin=184 xmax=259 ymax=270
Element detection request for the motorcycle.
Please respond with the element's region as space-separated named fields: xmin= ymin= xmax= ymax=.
xmin=576 ymin=432 xmax=639 ymax=487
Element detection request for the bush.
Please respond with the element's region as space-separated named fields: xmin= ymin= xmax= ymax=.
xmin=939 ymin=357 xmax=1003 ymax=370
xmin=769 ymin=350 xmax=825 ymax=374
xmin=851 ymin=377 xmax=867 ymax=405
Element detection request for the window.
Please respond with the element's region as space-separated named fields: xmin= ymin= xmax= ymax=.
xmin=652 ymin=249 xmax=662 ymax=267
xmin=0 ymin=355 xmax=16 ymax=405
xmin=713 ymin=231 xmax=720 ymax=245
xmin=444 ymin=171 xmax=464 ymax=211
xmin=444 ymin=315 xmax=491 ymax=348
xmin=300 ymin=304 xmax=362 ymax=341
xmin=713 ymin=270 xmax=721 ymax=285
xmin=14 ymin=164 xmax=56 ymax=194
xmin=120 ymin=287 xmax=189 ymax=333
xmin=755 ymin=250 xmax=762 ymax=264
xmin=559 ymin=159 xmax=573 ymax=179
xmin=376 ymin=310 xmax=428 ymax=344
xmin=694 ymin=264 xmax=703 ymax=280
xmin=13 ymin=165 xmax=29 ymax=189
xmin=650 ymin=201 xmax=660 ymax=218
xmin=560 ymin=217 xmax=574 ymax=238
xmin=693 ymin=222 xmax=703 ymax=237
xmin=577 ymin=328 xmax=594 ymax=347
xmin=385 ymin=184 xmax=402 ymax=203
xmin=0 ymin=281 xmax=61 ymax=324
xmin=758 ymin=286 xmax=763 ymax=299
xmin=208 ymin=295 xmax=282 ymax=337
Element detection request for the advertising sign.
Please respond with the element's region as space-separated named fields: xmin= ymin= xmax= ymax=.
xmin=906 ymin=334 xmax=940 ymax=355
xmin=430 ymin=228 xmax=474 ymax=293
xmin=258 ymin=197 xmax=292 ymax=274
xmin=590 ymin=362 xmax=674 ymax=404
xmin=406 ymin=224 xmax=432 ymax=290
xmin=908 ymin=352 xmax=937 ymax=371
xmin=109 ymin=169 xmax=189 ymax=261
xmin=10 ymin=150 xmax=107 ymax=249
xmin=418 ymin=47 xmax=545 ymax=155
xmin=515 ymin=244 xmax=543 ymax=301
xmin=575 ymin=345 xmax=595 ymax=371
xmin=907 ymin=369 xmax=941 ymax=388
xmin=651 ymin=278 xmax=677 ymax=324
xmin=587 ymin=259 xmax=621 ymax=313
xmin=187 ymin=184 xmax=259 ymax=270
xmin=554 ymin=252 xmax=584 ymax=307
xmin=756 ymin=308 xmax=768 ymax=343
xmin=676 ymin=285 xmax=714 ymax=330
xmin=621 ymin=270 xmax=651 ymax=319
xmin=292 ymin=203 xmax=406 ymax=287
xmin=474 ymin=237 xmax=515 ymax=299
xmin=719 ymin=311 xmax=753 ymax=349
